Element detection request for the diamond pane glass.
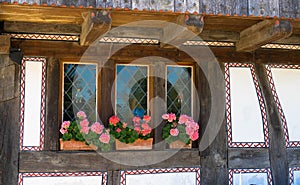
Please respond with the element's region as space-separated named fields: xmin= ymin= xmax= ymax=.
xmin=63 ymin=64 xmax=97 ymax=122
xmin=116 ymin=65 xmax=148 ymax=122
xmin=167 ymin=66 xmax=192 ymax=116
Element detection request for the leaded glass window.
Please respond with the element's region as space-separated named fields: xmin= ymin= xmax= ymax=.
xmin=63 ymin=63 xmax=97 ymax=122
xmin=166 ymin=66 xmax=192 ymax=116
xmin=116 ymin=64 xmax=148 ymax=122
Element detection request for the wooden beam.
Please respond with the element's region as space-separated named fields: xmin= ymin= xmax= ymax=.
xmin=0 ymin=35 xmax=10 ymax=54
xmin=80 ymin=10 xmax=112 ymax=46
xmin=19 ymin=150 xmax=200 ymax=172
xmin=160 ymin=14 xmax=204 ymax=48
xmin=255 ymin=63 xmax=289 ymax=185
xmin=4 ymin=21 xmax=81 ymax=35
xmin=228 ymin=148 xmax=270 ymax=168
xmin=236 ymin=19 xmax=293 ymax=52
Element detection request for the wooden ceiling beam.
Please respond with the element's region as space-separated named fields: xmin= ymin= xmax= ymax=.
xmin=80 ymin=10 xmax=111 ymax=46
xmin=236 ymin=19 xmax=293 ymax=52
xmin=3 ymin=21 xmax=81 ymax=35
xmin=160 ymin=14 xmax=204 ymax=48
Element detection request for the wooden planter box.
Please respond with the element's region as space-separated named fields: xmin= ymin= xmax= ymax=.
xmin=169 ymin=140 xmax=192 ymax=149
xmin=60 ymin=139 xmax=97 ymax=150
xmin=115 ymin=138 xmax=153 ymax=150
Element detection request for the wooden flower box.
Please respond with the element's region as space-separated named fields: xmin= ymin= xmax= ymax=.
xmin=169 ymin=140 xmax=192 ymax=149
xmin=60 ymin=139 xmax=97 ymax=150
xmin=115 ymin=138 xmax=153 ymax=150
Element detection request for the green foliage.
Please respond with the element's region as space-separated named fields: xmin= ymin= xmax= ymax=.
xmin=162 ymin=119 xmax=192 ymax=145
xmin=61 ymin=121 xmax=85 ymax=142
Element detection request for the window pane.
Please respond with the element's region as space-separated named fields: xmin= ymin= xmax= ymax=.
xmin=294 ymin=170 xmax=300 ymax=184
xmin=232 ymin=173 xmax=268 ymax=185
xmin=271 ymin=68 xmax=300 ymax=142
xmin=116 ymin=65 xmax=148 ymax=122
xmin=229 ymin=67 xmax=265 ymax=143
xmin=167 ymin=66 xmax=192 ymax=116
xmin=63 ymin=64 xmax=97 ymax=122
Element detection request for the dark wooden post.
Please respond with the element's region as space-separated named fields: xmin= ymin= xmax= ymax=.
xmin=198 ymin=62 xmax=228 ymax=184
xmin=44 ymin=58 xmax=60 ymax=150
xmin=0 ymin=46 xmax=20 ymax=185
xmin=255 ymin=63 xmax=288 ymax=185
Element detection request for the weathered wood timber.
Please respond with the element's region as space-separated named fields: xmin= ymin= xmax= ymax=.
xmin=228 ymin=148 xmax=270 ymax=168
xmin=236 ymin=19 xmax=293 ymax=52
xmin=1 ymin=0 xmax=300 ymax=19
xmin=99 ymin=59 xmax=114 ymax=127
xmin=198 ymin=62 xmax=228 ymax=184
xmin=80 ymin=10 xmax=112 ymax=46
xmin=160 ymin=14 xmax=204 ymax=48
xmin=0 ymin=54 xmax=20 ymax=185
xmin=288 ymin=148 xmax=300 ymax=167
xmin=10 ymin=39 xmax=300 ymax=65
xmin=4 ymin=21 xmax=81 ymax=35
xmin=44 ymin=58 xmax=60 ymax=151
xmin=0 ymin=35 xmax=10 ymax=54
xmin=19 ymin=150 xmax=200 ymax=172
xmin=255 ymin=63 xmax=288 ymax=185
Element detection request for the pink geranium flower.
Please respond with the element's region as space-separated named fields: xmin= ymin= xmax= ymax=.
xmin=80 ymin=119 xmax=89 ymax=127
xmin=91 ymin=122 xmax=104 ymax=134
xmin=167 ymin=113 xmax=176 ymax=122
xmin=178 ymin=114 xmax=191 ymax=124
xmin=99 ymin=133 xmax=110 ymax=144
xmin=170 ymin=128 xmax=179 ymax=136
xmin=132 ymin=116 xmax=141 ymax=124
xmin=162 ymin=114 xmax=169 ymax=120
xmin=190 ymin=131 xmax=199 ymax=141
xmin=143 ymin=115 xmax=151 ymax=123
xmin=116 ymin=128 xmax=121 ymax=133
xmin=60 ymin=128 xmax=67 ymax=134
xmin=61 ymin=121 xmax=70 ymax=129
xmin=80 ymin=126 xmax=89 ymax=134
xmin=134 ymin=126 xmax=141 ymax=134
xmin=122 ymin=122 xmax=127 ymax=128
xmin=109 ymin=116 xmax=120 ymax=126
xmin=77 ymin=111 xmax=86 ymax=119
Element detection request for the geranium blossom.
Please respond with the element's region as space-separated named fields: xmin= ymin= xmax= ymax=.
xmin=122 ymin=122 xmax=127 ymax=128
xmin=162 ymin=113 xmax=177 ymax=122
xmin=80 ymin=119 xmax=89 ymax=127
xmin=77 ymin=111 xmax=86 ymax=119
xmin=178 ymin=114 xmax=191 ymax=124
xmin=132 ymin=116 xmax=141 ymax=124
xmin=109 ymin=115 xmax=120 ymax=126
xmin=91 ymin=122 xmax=104 ymax=134
xmin=99 ymin=133 xmax=110 ymax=144
xmin=60 ymin=127 xmax=67 ymax=134
xmin=143 ymin=115 xmax=151 ymax=123
xmin=134 ymin=126 xmax=141 ymax=134
xmin=80 ymin=126 xmax=89 ymax=134
xmin=61 ymin=121 xmax=70 ymax=129
xmin=116 ymin=128 xmax=121 ymax=133
xmin=190 ymin=131 xmax=199 ymax=141
xmin=170 ymin=128 xmax=179 ymax=136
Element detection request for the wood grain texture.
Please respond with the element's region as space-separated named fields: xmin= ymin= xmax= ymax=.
xmin=248 ymin=0 xmax=279 ymax=17
xmin=44 ymin=58 xmax=60 ymax=151
xmin=4 ymin=21 xmax=81 ymax=35
xmin=255 ymin=63 xmax=288 ymax=185
xmin=288 ymin=148 xmax=300 ymax=167
xmin=0 ymin=55 xmax=20 ymax=185
xmin=228 ymin=148 xmax=270 ymax=168
xmin=19 ymin=150 xmax=200 ymax=172
xmin=236 ymin=19 xmax=292 ymax=52
xmin=199 ymin=62 xmax=228 ymax=185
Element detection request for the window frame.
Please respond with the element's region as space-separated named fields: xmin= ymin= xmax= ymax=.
xmin=60 ymin=61 xmax=99 ymax=123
